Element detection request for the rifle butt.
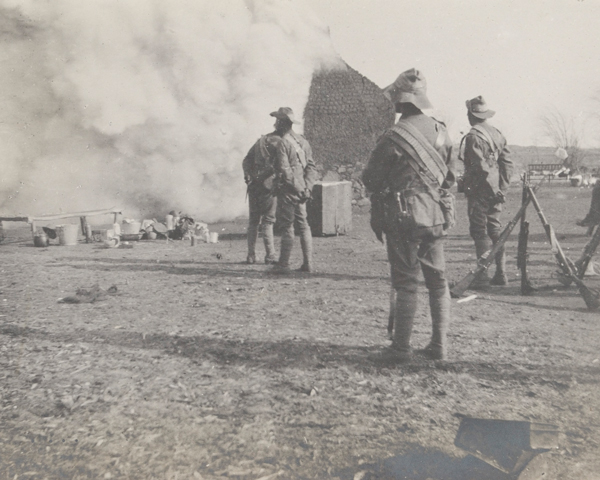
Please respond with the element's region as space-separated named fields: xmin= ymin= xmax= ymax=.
xmin=450 ymin=272 xmax=476 ymax=298
xmin=577 ymin=283 xmax=600 ymax=311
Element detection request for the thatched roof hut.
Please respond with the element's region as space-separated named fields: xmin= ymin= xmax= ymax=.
xmin=303 ymin=63 xmax=394 ymax=201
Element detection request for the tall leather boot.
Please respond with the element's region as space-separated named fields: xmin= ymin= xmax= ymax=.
xmin=391 ymin=290 xmax=418 ymax=362
xmin=298 ymin=228 xmax=313 ymax=272
xmin=246 ymin=223 xmax=259 ymax=264
xmin=262 ymin=223 xmax=277 ymax=264
xmin=272 ymin=228 xmax=294 ymax=273
xmin=472 ymin=238 xmax=491 ymax=289
xmin=423 ymin=286 xmax=451 ymax=360
xmin=490 ymin=238 xmax=507 ymax=285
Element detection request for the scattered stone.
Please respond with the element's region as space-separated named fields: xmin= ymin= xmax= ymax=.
xmin=322 ymin=171 xmax=340 ymax=182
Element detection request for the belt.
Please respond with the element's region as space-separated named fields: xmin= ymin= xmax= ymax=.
xmin=388 ymin=185 xmax=430 ymax=198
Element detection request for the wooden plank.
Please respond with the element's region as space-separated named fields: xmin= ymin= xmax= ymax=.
xmin=0 ymin=216 xmax=30 ymax=222
xmin=28 ymin=207 xmax=122 ymax=222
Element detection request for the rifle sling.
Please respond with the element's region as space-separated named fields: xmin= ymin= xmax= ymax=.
xmin=471 ymin=124 xmax=499 ymax=161
xmin=287 ymin=132 xmax=307 ymax=169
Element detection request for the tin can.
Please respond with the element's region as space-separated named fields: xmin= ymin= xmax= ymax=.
xmin=34 ymin=232 xmax=49 ymax=247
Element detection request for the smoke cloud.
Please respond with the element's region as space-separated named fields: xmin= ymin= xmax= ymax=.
xmin=0 ymin=0 xmax=342 ymax=222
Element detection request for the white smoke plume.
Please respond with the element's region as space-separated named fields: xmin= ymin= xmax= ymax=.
xmin=0 ymin=0 xmax=342 ymax=222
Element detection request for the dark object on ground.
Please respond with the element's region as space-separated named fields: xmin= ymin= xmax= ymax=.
xmin=34 ymin=233 xmax=49 ymax=247
xmin=455 ymin=417 xmax=558 ymax=479
xmin=59 ymin=285 xmax=118 ymax=304
xmin=42 ymin=226 xmax=57 ymax=239
xmin=168 ymin=215 xmax=195 ymax=240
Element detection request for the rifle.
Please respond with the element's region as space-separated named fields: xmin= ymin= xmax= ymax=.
xmin=574 ymin=224 xmax=600 ymax=279
xmin=517 ymin=173 xmax=536 ymax=294
xmin=450 ymin=203 xmax=528 ymax=298
xmin=450 ymin=177 xmax=545 ymax=298
xmin=526 ymin=186 xmax=600 ymax=311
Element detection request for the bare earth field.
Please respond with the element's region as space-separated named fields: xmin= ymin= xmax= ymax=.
xmin=1 ymin=184 xmax=599 ymax=480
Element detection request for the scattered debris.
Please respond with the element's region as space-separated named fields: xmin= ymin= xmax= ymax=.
xmin=457 ymin=294 xmax=477 ymax=304
xmin=58 ymin=285 xmax=118 ymax=304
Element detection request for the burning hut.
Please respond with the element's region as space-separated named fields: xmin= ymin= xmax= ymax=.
xmin=303 ymin=63 xmax=395 ymax=203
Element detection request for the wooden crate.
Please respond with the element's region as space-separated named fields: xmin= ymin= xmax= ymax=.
xmin=307 ymin=181 xmax=352 ymax=236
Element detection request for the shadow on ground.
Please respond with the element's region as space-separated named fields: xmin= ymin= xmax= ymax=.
xmin=51 ymin=256 xmax=388 ymax=282
xmin=1 ymin=324 xmax=598 ymax=386
xmin=335 ymin=447 xmax=462 ymax=480
xmin=334 ymin=446 xmax=528 ymax=480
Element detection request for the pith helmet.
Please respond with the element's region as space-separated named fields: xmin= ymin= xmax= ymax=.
xmin=382 ymin=68 xmax=433 ymax=110
xmin=270 ymin=107 xmax=300 ymax=124
xmin=466 ymin=96 xmax=495 ymax=119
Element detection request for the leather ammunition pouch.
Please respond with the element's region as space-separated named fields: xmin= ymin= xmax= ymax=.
xmin=386 ymin=187 xmax=446 ymax=229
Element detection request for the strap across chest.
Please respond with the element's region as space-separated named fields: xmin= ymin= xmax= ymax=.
xmin=388 ymin=120 xmax=448 ymax=187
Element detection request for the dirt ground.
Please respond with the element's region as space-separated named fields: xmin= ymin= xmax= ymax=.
xmin=1 ymin=183 xmax=599 ymax=480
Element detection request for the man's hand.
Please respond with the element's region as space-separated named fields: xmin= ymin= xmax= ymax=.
xmin=494 ymin=191 xmax=506 ymax=205
xmin=443 ymin=217 xmax=456 ymax=231
xmin=244 ymin=175 xmax=252 ymax=185
xmin=298 ymin=188 xmax=311 ymax=203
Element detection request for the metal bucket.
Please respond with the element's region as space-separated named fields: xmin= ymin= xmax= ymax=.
xmin=56 ymin=224 xmax=79 ymax=246
xmin=34 ymin=233 xmax=49 ymax=247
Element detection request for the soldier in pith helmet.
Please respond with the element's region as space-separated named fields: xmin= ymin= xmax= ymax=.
xmin=363 ymin=68 xmax=456 ymax=362
xmin=460 ymin=96 xmax=514 ymax=287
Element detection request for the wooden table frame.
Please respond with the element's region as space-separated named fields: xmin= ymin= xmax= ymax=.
xmin=1 ymin=207 xmax=122 ymax=242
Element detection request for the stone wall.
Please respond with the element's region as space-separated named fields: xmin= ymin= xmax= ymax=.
xmin=303 ymin=64 xmax=394 ymax=204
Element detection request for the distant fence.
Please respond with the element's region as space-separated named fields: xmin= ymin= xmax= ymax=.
xmin=526 ymin=163 xmax=600 ymax=187
xmin=527 ymin=163 xmax=566 ymax=183
xmin=527 ymin=163 xmax=563 ymax=174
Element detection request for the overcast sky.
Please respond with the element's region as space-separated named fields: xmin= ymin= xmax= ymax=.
xmin=305 ymin=0 xmax=600 ymax=147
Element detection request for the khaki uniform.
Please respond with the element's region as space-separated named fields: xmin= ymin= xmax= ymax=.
xmin=363 ymin=112 xmax=455 ymax=360
xmin=462 ymin=123 xmax=513 ymax=241
xmin=363 ymin=113 xmax=455 ymax=292
xmin=274 ymin=131 xmax=318 ymax=270
xmin=242 ymin=132 xmax=280 ymax=263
